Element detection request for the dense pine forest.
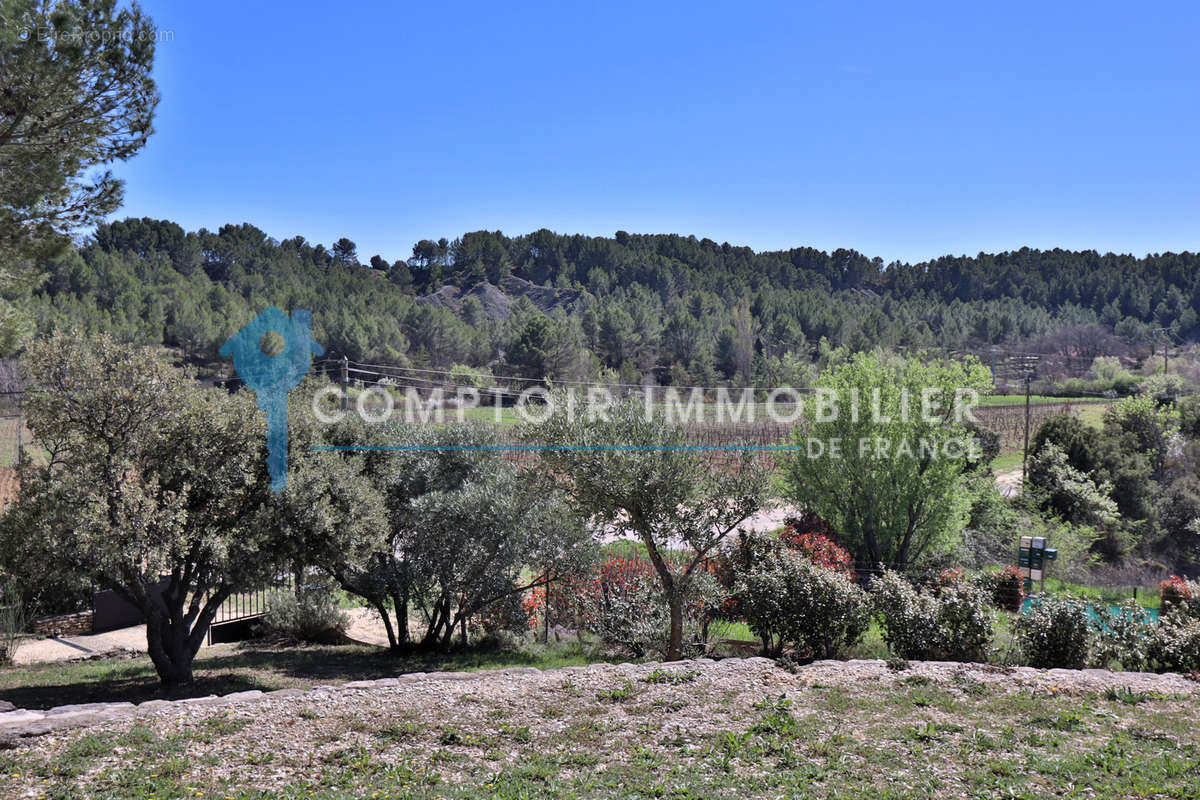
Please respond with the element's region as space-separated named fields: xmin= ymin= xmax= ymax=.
xmin=20 ymin=218 xmax=1200 ymax=385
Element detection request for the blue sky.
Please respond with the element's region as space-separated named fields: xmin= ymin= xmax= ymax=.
xmin=114 ymin=0 xmax=1200 ymax=265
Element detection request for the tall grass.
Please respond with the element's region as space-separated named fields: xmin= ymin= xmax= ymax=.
xmin=0 ymin=579 xmax=25 ymax=665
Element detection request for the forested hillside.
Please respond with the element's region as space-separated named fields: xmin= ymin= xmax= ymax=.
xmin=20 ymin=218 xmax=1200 ymax=385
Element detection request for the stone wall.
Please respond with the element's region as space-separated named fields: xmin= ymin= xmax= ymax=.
xmin=31 ymin=611 xmax=94 ymax=638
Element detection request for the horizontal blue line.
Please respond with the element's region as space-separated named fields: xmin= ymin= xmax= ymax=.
xmin=312 ymin=445 xmax=801 ymax=452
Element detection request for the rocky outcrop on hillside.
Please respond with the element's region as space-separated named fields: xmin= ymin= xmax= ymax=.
xmin=417 ymin=275 xmax=583 ymax=322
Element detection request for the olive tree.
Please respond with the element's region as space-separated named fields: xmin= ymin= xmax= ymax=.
xmin=529 ymin=395 xmax=768 ymax=661
xmin=0 ymin=334 xmax=279 ymax=687
xmin=281 ymin=415 xmax=594 ymax=650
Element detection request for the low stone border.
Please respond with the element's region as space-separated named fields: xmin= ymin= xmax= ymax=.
xmin=1 ymin=655 xmax=1194 ymax=743
xmin=31 ymin=611 xmax=95 ymax=638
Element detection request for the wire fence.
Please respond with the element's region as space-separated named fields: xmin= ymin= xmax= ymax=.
xmin=0 ymin=363 xmax=1114 ymax=478
xmin=0 ymin=388 xmax=29 ymax=510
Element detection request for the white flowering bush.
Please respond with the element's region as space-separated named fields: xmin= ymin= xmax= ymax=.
xmin=1013 ymin=597 xmax=1092 ymax=669
xmin=872 ymin=570 xmax=994 ymax=663
xmin=733 ymin=536 xmax=869 ymax=660
xmin=1148 ymin=613 xmax=1200 ymax=673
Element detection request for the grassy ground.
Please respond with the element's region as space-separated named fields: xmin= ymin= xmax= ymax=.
xmin=989 ymin=451 xmax=1023 ymax=474
xmin=1042 ymin=577 xmax=1161 ymax=610
xmin=977 ymin=394 xmax=1092 ymax=406
xmin=1076 ymin=402 xmax=1109 ymax=428
xmin=2 ymin=666 xmax=1197 ymax=799
xmin=986 ymin=394 xmax=1110 ymax=476
xmin=0 ymin=641 xmax=614 ymax=710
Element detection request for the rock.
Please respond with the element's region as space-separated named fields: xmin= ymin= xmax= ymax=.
xmin=2 ymin=719 xmax=56 ymax=738
xmin=222 ymin=691 xmax=264 ymax=703
xmin=847 ymin=659 xmax=887 ymax=668
xmin=41 ymin=708 xmax=133 ymax=730
xmin=136 ymin=700 xmax=173 ymax=713
xmin=0 ymin=710 xmax=44 ymax=726
xmin=45 ymin=702 xmax=133 ymax=716
xmin=0 ymin=701 xmax=14 ymax=713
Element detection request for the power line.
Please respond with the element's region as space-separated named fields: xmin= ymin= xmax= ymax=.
xmin=345 ymin=358 xmax=819 ymax=394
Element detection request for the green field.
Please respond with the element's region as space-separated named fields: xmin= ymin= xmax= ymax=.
xmin=976 ymin=394 xmax=1089 ymax=406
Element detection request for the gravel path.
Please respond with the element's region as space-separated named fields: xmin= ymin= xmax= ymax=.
xmin=12 ymin=625 xmax=165 ymax=666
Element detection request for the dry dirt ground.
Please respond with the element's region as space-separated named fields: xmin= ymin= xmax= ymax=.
xmin=2 ymin=657 xmax=1198 ymax=799
xmin=996 ymin=468 xmax=1024 ymax=497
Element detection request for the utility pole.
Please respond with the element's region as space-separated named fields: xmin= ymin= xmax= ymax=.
xmin=1022 ymin=373 xmax=1032 ymax=481
xmin=1151 ymin=327 xmax=1172 ymax=377
xmin=1018 ymin=355 xmax=1039 ymax=486
xmin=341 ymin=354 xmax=350 ymax=412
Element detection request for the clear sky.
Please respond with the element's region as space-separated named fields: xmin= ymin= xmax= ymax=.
xmin=113 ymin=0 xmax=1200 ymax=265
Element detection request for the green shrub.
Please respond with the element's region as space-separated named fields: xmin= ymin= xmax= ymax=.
xmin=577 ymin=557 xmax=724 ymax=660
xmin=1013 ymin=597 xmax=1091 ymax=669
xmin=473 ymin=590 xmax=532 ymax=646
xmin=1147 ymin=614 xmax=1200 ymax=673
xmin=257 ymin=586 xmax=349 ymax=644
xmin=872 ymin=570 xmax=994 ymax=663
xmin=1091 ymin=600 xmax=1155 ymax=671
xmin=734 ymin=539 xmax=868 ymax=661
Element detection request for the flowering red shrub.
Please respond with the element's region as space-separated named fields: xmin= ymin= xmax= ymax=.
xmin=977 ymin=565 xmax=1025 ymax=612
xmin=936 ymin=567 xmax=967 ymax=589
xmin=521 ymin=587 xmax=545 ymax=629
xmin=522 ymin=552 xmax=723 ymax=657
xmin=780 ymin=521 xmax=853 ymax=578
xmin=523 ymin=555 xmax=661 ymax=632
xmin=783 ymin=512 xmax=836 ymax=539
xmin=1162 ymin=575 xmax=1194 ymax=615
